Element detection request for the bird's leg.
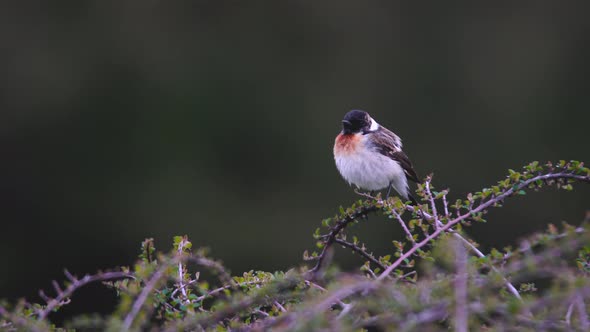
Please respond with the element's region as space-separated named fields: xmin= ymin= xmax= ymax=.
xmin=385 ymin=183 xmax=393 ymax=200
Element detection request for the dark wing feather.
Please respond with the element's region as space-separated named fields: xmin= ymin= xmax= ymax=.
xmin=371 ymin=128 xmax=419 ymax=183
xmin=391 ymin=150 xmax=419 ymax=183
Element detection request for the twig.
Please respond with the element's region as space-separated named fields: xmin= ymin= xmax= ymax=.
xmin=390 ymin=208 xmax=416 ymax=244
xmin=355 ymin=304 xmax=449 ymax=330
xmin=398 ymin=303 xmax=450 ymax=330
xmin=170 ymin=279 xmax=198 ymax=298
xmin=575 ymin=294 xmax=589 ymax=330
xmin=333 ymin=238 xmax=387 ymax=275
xmin=397 ymin=270 xmax=416 ymax=279
xmin=305 ymin=281 xmax=349 ymax=309
xmin=424 ymin=178 xmax=440 ymax=228
xmin=337 ymin=302 xmax=354 ymax=320
xmin=255 ymin=309 xmax=269 ymax=317
xmin=354 ymin=189 xmax=378 ymax=201
xmin=306 ymin=280 xmax=327 ymax=292
xmin=274 ymin=301 xmax=287 ymax=313
xmin=442 ymin=190 xmax=450 ymax=218
xmin=454 ymin=239 xmax=468 ymax=332
xmin=270 ymin=280 xmax=376 ymax=331
xmin=193 ymin=277 xmax=301 ymax=329
xmin=122 ymin=265 xmax=168 ymax=331
xmin=188 ymin=256 xmax=235 ymax=287
xmin=566 ymin=301 xmax=575 ymax=326
xmin=176 ymin=237 xmax=190 ymax=304
xmin=365 ymin=268 xmax=378 ymax=279
xmin=194 ymin=280 xmax=264 ymax=302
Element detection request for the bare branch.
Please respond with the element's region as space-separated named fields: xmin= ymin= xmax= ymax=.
xmin=333 ymin=238 xmax=387 ymax=276
xmin=274 ymin=301 xmax=287 ymax=313
xmin=176 ymin=237 xmax=190 ymax=303
xmin=424 ymin=178 xmax=440 ymax=228
xmin=390 ymin=208 xmax=416 ymax=244
xmin=566 ymin=301 xmax=574 ymax=326
xmin=575 ymin=294 xmax=589 ymax=330
xmin=37 ymin=270 xmax=133 ymax=320
xmin=122 ymin=266 xmax=169 ymax=331
xmin=454 ymin=238 xmax=468 ymax=332
xmin=442 ymin=190 xmax=450 ymax=218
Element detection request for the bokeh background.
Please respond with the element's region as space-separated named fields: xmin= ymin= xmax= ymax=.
xmin=1 ymin=1 xmax=589 ymax=323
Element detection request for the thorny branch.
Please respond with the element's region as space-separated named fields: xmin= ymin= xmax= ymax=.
xmin=37 ymin=270 xmax=134 ymax=320
xmin=308 ymin=204 xmax=379 ymax=275
xmin=333 ymin=238 xmax=387 ymax=275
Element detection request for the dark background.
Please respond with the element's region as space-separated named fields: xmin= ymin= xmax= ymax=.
xmin=1 ymin=1 xmax=589 ymax=322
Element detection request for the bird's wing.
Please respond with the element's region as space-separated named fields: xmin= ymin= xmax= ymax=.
xmin=371 ymin=128 xmax=419 ymax=183
xmin=391 ymin=150 xmax=419 ymax=183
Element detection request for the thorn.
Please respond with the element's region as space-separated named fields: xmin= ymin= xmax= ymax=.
xmin=52 ymin=281 xmax=63 ymax=295
xmin=39 ymin=290 xmax=50 ymax=302
xmin=64 ymin=269 xmax=76 ymax=282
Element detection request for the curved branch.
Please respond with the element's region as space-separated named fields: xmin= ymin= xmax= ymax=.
xmin=333 ymin=238 xmax=387 ymax=275
xmin=122 ymin=265 xmax=168 ymax=331
xmin=308 ymin=204 xmax=379 ymax=276
xmin=36 ymin=270 xmax=134 ymax=320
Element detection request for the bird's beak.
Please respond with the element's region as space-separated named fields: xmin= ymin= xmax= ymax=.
xmin=342 ymin=120 xmax=352 ymax=126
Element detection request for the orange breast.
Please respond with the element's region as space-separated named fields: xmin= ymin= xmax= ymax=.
xmin=334 ymin=133 xmax=361 ymax=155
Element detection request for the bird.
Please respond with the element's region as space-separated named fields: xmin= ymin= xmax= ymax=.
xmin=333 ymin=110 xmax=419 ymax=204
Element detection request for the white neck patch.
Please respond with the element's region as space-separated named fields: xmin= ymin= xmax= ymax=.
xmin=369 ymin=117 xmax=380 ymax=131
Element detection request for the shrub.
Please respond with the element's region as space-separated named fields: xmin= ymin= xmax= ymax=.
xmin=1 ymin=160 xmax=589 ymax=331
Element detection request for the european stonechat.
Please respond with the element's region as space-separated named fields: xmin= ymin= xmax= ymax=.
xmin=333 ymin=110 xmax=419 ymax=204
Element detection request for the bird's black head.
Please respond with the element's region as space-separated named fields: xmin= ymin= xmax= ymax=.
xmin=341 ymin=110 xmax=371 ymax=134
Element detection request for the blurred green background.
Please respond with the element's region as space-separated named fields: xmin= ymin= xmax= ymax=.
xmin=1 ymin=1 xmax=589 ymax=322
